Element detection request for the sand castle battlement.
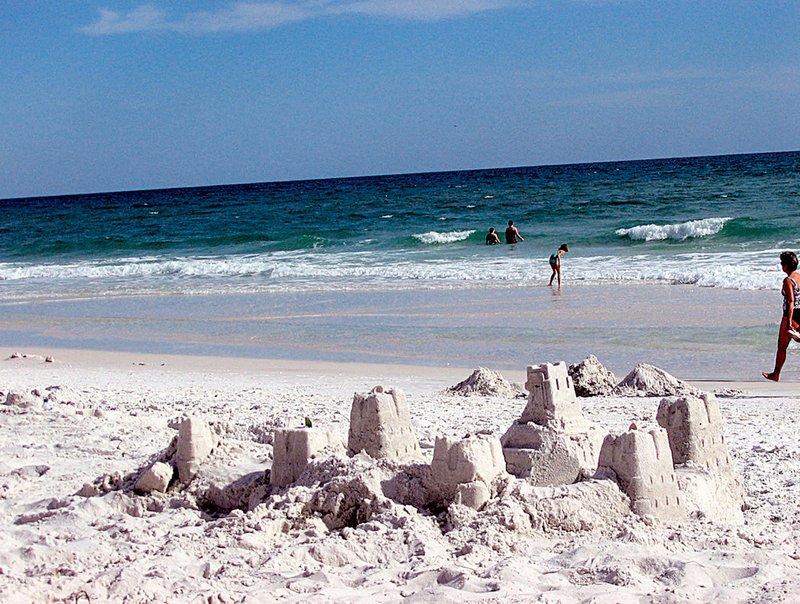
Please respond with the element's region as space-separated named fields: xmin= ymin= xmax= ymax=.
xmin=520 ymin=362 xmax=587 ymax=431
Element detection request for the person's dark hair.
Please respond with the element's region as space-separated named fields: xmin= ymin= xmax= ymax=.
xmin=489 ymin=227 xmax=495 ymax=233
xmin=780 ymin=251 xmax=799 ymax=272
xmin=559 ymin=243 xmax=569 ymax=252
xmin=508 ymin=220 xmax=513 ymax=226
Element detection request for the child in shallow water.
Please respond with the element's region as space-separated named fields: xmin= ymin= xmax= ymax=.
xmin=762 ymin=250 xmax=800 ymax=382
xmin=548 ymin=244 xmax=569 ymax=287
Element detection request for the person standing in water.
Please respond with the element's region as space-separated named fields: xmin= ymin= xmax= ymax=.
xmin=505 ymin=221 xmax=524 ymax=244
xmin=762 ymin=250 xmax=800 ymax=382
xmin=548 ymin=244 xmax=569 ymax=287
xmin=485 ymin=227 xmax=501 ymax=245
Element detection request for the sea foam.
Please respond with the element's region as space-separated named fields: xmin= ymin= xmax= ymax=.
xmin=616 ymin=217 xmax=732 ymax=241
xmin=412 ymin=230 xmax=475 ymax=244
xmin=0 ymin=246 xmax=782 ymax=295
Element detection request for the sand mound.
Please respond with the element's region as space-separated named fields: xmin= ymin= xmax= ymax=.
xmin=614 ymin=363 xmax=699 ymax=397
xmin=568 ymin=355 xmax=618 ymax=397
xmin=446 ymin=367 xmax=524 ymax=397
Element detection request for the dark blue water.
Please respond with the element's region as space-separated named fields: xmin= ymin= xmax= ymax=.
xmin=2 ymin=151 xmax=799 ymax=299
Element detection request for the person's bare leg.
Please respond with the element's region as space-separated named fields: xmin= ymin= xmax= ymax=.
xmin=556 ymin=265 xmax=561 ymax=288
xmin=549 ymin=269 xmax=556 ymax=286
xmin=763 ymin=319 xmax=791 ymax=381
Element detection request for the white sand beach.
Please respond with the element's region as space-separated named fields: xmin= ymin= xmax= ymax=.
xmin=1 ymin=346 xmax=800 ymax=602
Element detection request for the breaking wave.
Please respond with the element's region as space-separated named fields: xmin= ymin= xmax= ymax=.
xmin=412 ymin=230 xmax=475 ymax=244
xmin=0 ymin=246 xmax=784 ymax=296
xmin=616 ymin=217 xmax=732 ymax=241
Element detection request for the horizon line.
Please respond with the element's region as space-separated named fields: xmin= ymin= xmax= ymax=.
xmin=3 ymin=147 xmax=798 ymax=202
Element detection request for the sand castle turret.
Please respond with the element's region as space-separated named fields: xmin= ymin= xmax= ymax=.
xmin=176 ymin=417 xmax=216 ymax=483
xmin=656 ymin=393 xmax=732 ymax=467
xmin=271 ymin=428 xmax=345 ymax=488
xmin=501 ymin=362 xmax=602 ymax=485
xmin=430 ymin=434 xmax=507 ymax=509
xmin=348 ymin=386 xmax=421 ymax=460
xmin=656 ymin=393 xmax=744 ymax=523
xmin=519 ymin=361 xmax=588 ymax=430
xmin=597 ymin=427 xmax=686 ymax=521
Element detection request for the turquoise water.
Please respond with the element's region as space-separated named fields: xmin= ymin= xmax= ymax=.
xmin=1 ymin=151 xmax=799 ymax=379
xmin=2 ymin=151 xmax=799 ymax=299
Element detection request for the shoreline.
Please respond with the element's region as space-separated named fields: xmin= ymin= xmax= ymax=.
xmin=1 ymin=281 xmax=792 ymax=382
xmin=3 ymin=345 xmax=799 ymax=395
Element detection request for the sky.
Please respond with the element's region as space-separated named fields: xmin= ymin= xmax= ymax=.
xmin=1 ymin=1 xmax=799 ymax=199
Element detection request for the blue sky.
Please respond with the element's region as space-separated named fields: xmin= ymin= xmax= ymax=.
xmin=1 ymin=1 xmax=798 ymax=198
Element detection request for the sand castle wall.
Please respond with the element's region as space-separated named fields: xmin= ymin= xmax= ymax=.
xmin=597 ymin=427 xmax=686 ymax=521
xmin=271 ymin=428 xmax=345 ymax=488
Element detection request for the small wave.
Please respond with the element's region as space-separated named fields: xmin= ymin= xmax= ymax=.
xmin=616 ymin=217 xmax=732 ymax=241
xmin=0 ymin=247 xmax=785 ymax=294
xmin=412 ymin=230 xmax=475 ymax=244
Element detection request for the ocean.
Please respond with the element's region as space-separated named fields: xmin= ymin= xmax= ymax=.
xmin=2 ymin=151 xmax=800 ymax=379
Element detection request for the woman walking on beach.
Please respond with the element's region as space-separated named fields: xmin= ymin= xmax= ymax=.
xmin=762 ymin=250 xmax=800 ymax=382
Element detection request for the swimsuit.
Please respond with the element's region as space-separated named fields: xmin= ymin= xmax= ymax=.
xmin=549 ymin=252 xmax=560 ymax=268
xmin=783 ymin=276 xmax=800 ymax=322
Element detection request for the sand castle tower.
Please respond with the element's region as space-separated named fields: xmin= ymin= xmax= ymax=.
xmin=596 ymin=427 xmax=686 ymax=521
xmin=176 ymin=417 xmax=216 ymax=484
xmin=656 ymin=393 xmax=744 ymax=523
xmin=348 ymin=386 xmax=421 ymax=460
xmin=271 ymin=428 xmax=345 ymax=488
xmin=430 ymin=434 xmax=507 ymax=510
xmin=501 ymin=362 xmax=603 ymax=485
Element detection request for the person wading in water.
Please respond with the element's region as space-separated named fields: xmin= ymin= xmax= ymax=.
xmin=505 ymin=221 xmax=524 ymax=244
xmin=548 ymin=244 xmax=569 ymax=287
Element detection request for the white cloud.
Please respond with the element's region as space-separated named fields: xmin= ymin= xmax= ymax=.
xmin=333 ymin=0 xmax=520 ymax=20
xmin=80 ymin=5 xmax=169 ymax=35
xmin=79 ymin=1 xmax=520 ymax=35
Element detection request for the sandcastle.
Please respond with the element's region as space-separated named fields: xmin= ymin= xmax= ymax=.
xmin=122 ymin=364 xmax=744 ymax=527
xmin=271 ymin=428 xmax=345 ymax=487
xmin=655 ymin=393 xmax=745 ymax=523
xmin=493 ymin=361 xmax=744 ymax=523
xmin=596 ymin=427 xmax=686 ymax=520
xmin=176 ymin=417 xmax=216 ymax=483
xmin=500 ymin=362 xmax=603 ymax=486
xmin=430 ymin=434 xmax=507 ymax=509
xmin=348 ymin=386 xmax=421 ymax=459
